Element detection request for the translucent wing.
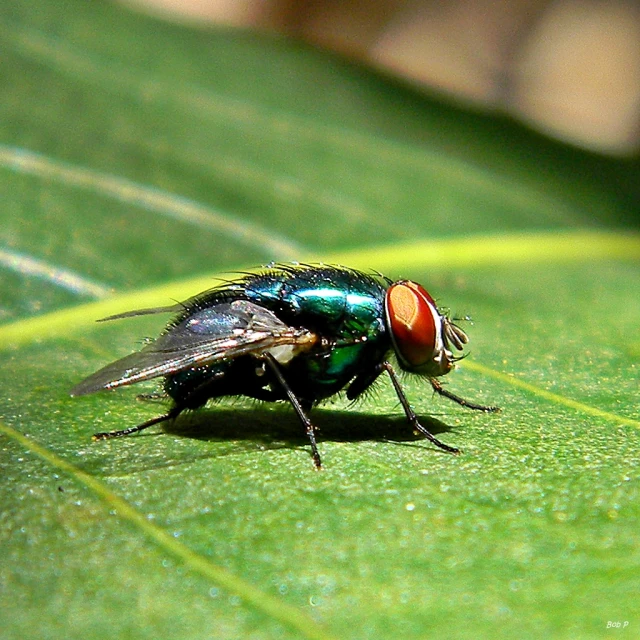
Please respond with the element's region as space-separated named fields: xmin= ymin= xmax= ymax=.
xmin=71 ymin=300 xmax=317 ymax=396
xmin=97 ymin=303 xmax=183 ymax=322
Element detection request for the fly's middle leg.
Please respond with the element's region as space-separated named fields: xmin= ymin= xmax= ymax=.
xmin=264 ymin=354 xmax=323 ymax=470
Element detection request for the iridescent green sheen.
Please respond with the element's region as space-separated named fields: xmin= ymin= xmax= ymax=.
xmin=72 ymin=263 xmax=498 ymax=468
xmin=165 ymin=265 xmax=391 ymax=407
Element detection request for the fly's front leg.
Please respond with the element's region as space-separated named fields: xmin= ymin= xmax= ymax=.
xmin=264 ymin=354 xmax=323 ymax=470
xmin=429 ymin=378 xmax=500 ymax=413
xmin=382 ymin=361 xmax=460 ymax=454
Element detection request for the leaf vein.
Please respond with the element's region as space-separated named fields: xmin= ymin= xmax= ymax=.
xmin=0 ymin=420 xmax=337 ymax=640
xmin=0 ymin=144 xmax=304 ymax=259
xmin=464 ymin=361 xmax=640 ymax=429
xmin=0 ymin=246 xmax=112 ymax=298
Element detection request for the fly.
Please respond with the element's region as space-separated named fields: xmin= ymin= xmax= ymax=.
xmin=71 ymin=264 xmax=499 ymax=469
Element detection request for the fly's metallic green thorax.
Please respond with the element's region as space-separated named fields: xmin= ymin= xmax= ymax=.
xmin=168 ymin=265 xmax=391 ymax=405
xmin=71 ymin=262 xmax=499 ymax=469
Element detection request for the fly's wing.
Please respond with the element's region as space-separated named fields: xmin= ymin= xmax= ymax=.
xmin=70 ymin=300 xmax=317 ymax=396
xmin=97 ymin=303 xmax=184 ymax=322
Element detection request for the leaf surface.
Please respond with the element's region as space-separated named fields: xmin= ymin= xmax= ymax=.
xmin=1 ymin=2 xmax=639 ymax=639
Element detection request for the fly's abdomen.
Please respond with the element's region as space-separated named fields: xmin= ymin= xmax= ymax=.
xmin=164 ymin=362 xmax=230 ymax=408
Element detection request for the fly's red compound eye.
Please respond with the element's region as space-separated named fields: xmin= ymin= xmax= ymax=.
xmin=385 ymin=280 xmax=443 ymax=371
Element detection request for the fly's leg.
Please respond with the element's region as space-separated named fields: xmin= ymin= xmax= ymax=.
xmin=346 ymin=364 xmax=384 ymax=401
xmin=136 ymin=393 xmax=168 ymax=403
xmin=264 ymin=354 xmax=323 ymax=470
xmin=93 ymin=404 xmax=183 ymax=440
xmin=382 ymin=361 xmax=460 ymax=454
xmin=93 ymin=371 xmax=227 ymax=441
xmin=429 ymin=378 xmax=500 ymax=413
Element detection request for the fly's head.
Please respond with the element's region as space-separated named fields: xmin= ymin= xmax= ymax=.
xmin=384 ymin=280 xmax=468 ymax=377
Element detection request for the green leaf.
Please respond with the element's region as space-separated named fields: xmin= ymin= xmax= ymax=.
xmin=1 ymin=2 xmax=639 ymax=639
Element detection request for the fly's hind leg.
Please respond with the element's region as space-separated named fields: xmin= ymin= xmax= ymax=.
xmin=136 ymin=392 xmax=168 ymax=403
xmin=93 ymin=404 xmax=184 ymax=441
xmin=264 ymin=354 xmax=322 ymax=470
xmin=93 ymin=371 xmax=227 ymax=441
